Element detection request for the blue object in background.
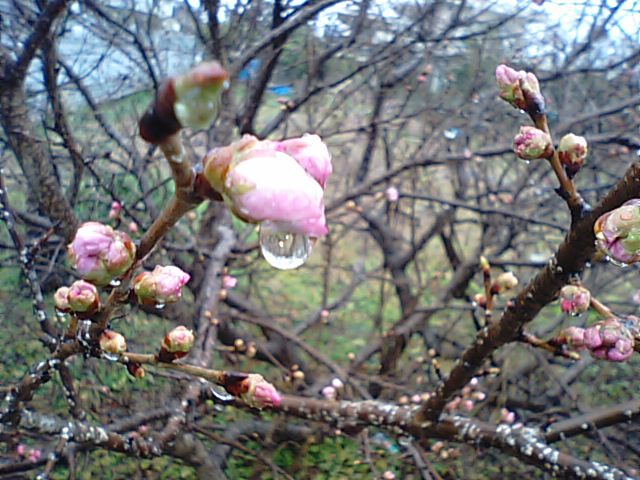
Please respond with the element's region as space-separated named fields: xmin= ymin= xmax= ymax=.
xmin=238 ymin=58 xmax=262 ymax=80
xmin=267 ymin=84 xmax=294 ymax=96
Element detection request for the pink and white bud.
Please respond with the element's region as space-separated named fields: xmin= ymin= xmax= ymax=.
xmin=491 ymin=272 xmax=519 ymax=294
xmin=496 ymin=65 xmax=526 ymax=110
xmin=222 ymin=274 xmax=237 ymax=289
xmin=241 ymin=373 xmax=282 ymax=409
xmin=594 ymin=199 xmax=640 ymax=265
xmin=382 ymin=471 xmax=396 ymax=480
xmin=558 ymin=133 xmax=587 ymax=177
xmin=27 ymin=449 xmax=42 ymax=463
xmin=500 ymin=408 xmax=515 ymax=424
xmin=133 ymin=265 xmax=191 ymax=306
xmin=108 ymin=201 xmax=122 ymax=220
xmin=513 ymin=126 xmax=552 ymax=160
xmin=561 ymin=317 xmax=637 ymax=362
xmin=67 ymin=280 xmax=100 ymax=313
xmin=321 ymin=385 xmax=337 ymax=400
xmin=162 ymin=326 xmax=195 ymax=354
xmin=274 ymin=134 xmax=332 ymax=188
xmin=54 ymin=286 xmax=71 ymax=312
xmin=560 ymin=326 xmax=586 ymax=348
xmin=385 ymin=186 xmax=399 ymax=202
xmin=68 ymin=222 xmax=136 ymax=286
xmin=99 ymin=330 xmax=127 ymax=355
xmin=16 ymin=444 xmax=26 ymax=457
xmin=128 ymin=222 xmax=139 ymax=234
xmin=203 ymin=134 xmax=331 ymax=238
xmin=559 ymin=285 xmax=591 ymax=315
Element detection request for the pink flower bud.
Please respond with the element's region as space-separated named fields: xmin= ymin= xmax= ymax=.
xmin=203 ymin=134 xmax=331 ymax=238
xmin=161 ymin=325 xmax=195 ymax=355
xmin=559 ymin=285 xmax=591 ymax=315
xmin=128 ymin=222 xmax=139 ymax=234
xmin=274 ymin=134 xmax=332 ymax=188
xmin=513 ymin=126 xmax=552 ymax=160
xmin=67 ymin=280 xmax=100 ymax=313
xmin=462 ymin=399 xmax=474 ymax=411
xmin=558 ymin=133 xmax=587 ymax=177
xmin=321 ymin=385 xmax=337 ymax=400
xmin=133 ymin=265 xmax=191 ymax=306
xmin=383 ymin=471 xmax=396 ymax=480
xmin=500 ymin=408 xmax=515 ymax=424
xmin=68 ymin=222 xmax=136 ymax=286
xmin=54 ymin=286 xmax=71 ymax=312
xmin=560 ymin=326 xmax=586 ymax=348
xmin=491 ymin=271 xmax=519 ymax=294
xmin=496 ymin=65 xmax=526 ymax=110
xmin=565 ymin=316 xmax=637 ymax=362
xmin=16 ymin=444 xmax=26 ymax=457
xmin=108 ymin=201 xmax=122 ymax=220
xmin=385 ymin=186 xmax=399 ymax=202
xmin=594 ymin=199 xmax=640 ymax=265
xmin=99 ymin=330 xmax=127 ymax=355
xmin=240 ymin=373 xmax=282 ymax=409
xmin=222 ymin=274 xmax=237 ymax=289
xmin=27 ymin=449 xmax=41 ymax=463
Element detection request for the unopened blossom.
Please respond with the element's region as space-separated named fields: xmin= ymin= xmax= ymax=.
xmin=496 ymin=65 xmax=545 ymax=114
xmin=162 ymin=326 xmax=195 ymax=353
xmin=496 ymin=65 xmax=526 ymax=110
xmin=321 ymin=385 xmax=337 ymax=400
xmin=54 ymin=286 xmax=71 ymax=312
xmin=27 ymin=449 xmax=41 ymax=463
xmin=240 ymin=373 xmax=282 ymax=409
xmin=67 ymin=280 xmax=100 ymax=313
xmin=500 ymin=408 xmax=515 ymax=424
xmin=513 ymin=126 xmax=552 ymax=160
xmin=558 ymin=133 xmax=587 ymax=177
xmin=385 ymin=186 xmax=399 ymax=202
xmin=203 ymin=134 xmax=331 ymax=238
xmin=68 ymin=222 xmax=136 ymax=286
xmin=274 ymin=134 xmax=332 ymax=188
xmin=559 ymin=285 xmax=591 ymax=315
xmin=140 ymin=62 xmax=229 ymax=143
xmin=133 ymin=265 xmax=191 ymax=306
xmin=559 ymin=317 xmax=638 ymax=362
xmin=128 ymin=222 xmax=139 ymax=234
xmin=382 ymin=471 xmax=396 ymax=480
xmin=108 ymin=201 xmax=122 ymax=220
xmin=222 ymin=274 xmax=237 ymax=289
xmin=491 ymin=271 xmax=519 ymax=294
xmin=594 ymin=199 xmax=640 ymax=265
xmin=99 ymin=330 xmax=127 ymax=355
xmin=473 ymin=293 xmax=487 ymax=308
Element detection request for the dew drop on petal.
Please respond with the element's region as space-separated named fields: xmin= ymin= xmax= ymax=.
xmin=155 ymin=303 xmax=166 ymax=310
xmin=109 ymin=279 xmax=121 ymax=287
xmin=259 ymin=222 xmax=311 ymax=270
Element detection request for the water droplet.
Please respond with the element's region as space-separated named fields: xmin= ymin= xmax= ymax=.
xmin=109 ymin=279 xmax=121 ymax=287
xmin=443 ymin=128 xmax=459 ymax=140
xmin=155 ymin=303 xmax=166 ymax=310
xmin=102 ymin=353 xmax=119 ymax=361
xmin=524 ymin=160 xmax=531 ymax=165
xmin=605 ymin=255 xmax=630 ymax=268
xmin=259 ymin=222 xmax=311 ymax=270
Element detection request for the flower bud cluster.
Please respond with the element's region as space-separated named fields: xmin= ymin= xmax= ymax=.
xmin=559 ymin=316 xmax=638 ymax=362
xmin=444 ymin=377 xmax=486 ymax=413
xmin=54 ymin=280 xmax=100 ymax=315
xmin=559 ymin=285 xmax=591 ymax=316
xmin=133 ymin=265 xmax=191 ymax=306
xmin=594 ymin=199 xmax=640 ymax=266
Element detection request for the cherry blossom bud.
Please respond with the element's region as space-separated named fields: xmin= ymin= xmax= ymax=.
xmin=560 ymin=326 xmax=586 ymax=348
xmin=321 ymin=385 xmax=337 ymax=400
xmin=133 ymin=265 xmax=191 ymax=306
xmin=473 ymin=293 xmax=487 ymax=308
xmin=491 ymin=271 xmax=518 ymax=294
xmin=203 ymin=134 xmax=331 ymax=238
xmin=99 ymin=330 xmax=127 ymax=355
xmin=108 ymin=201 xmax=122 ymax=220
xmin=496 ymin=65 xmax=526 ymax=110
xmin=331 ymin=377 xmax=344 ymax=389
xmin=559 ymin=285 xmax=591 ymax=315
xmin=274 ymin=134 xmax=332 ymax=188
xmin=240 ymin=373 xmax=282 ymax=409
xmin=500 ymin=408 xmax=515 ymax=424
xmin=139 ymin=62 xmax=229 ymax=143
xmin=558 ymin=133 xmax=587 ymax=177
xmin=128 ymin=222 xmax=139 ymax=234
xmin=54 ymin=286 xmax=71 ymax=312
xmin=585 ymin=317 xmax=636 ymax=362
xmin=27 ymin=449 xmax=41 ymax=463
xmin=127 ymin=362 xmax=145 ymax=379
xmin=385 ymin=186 xmax=399 ymax=202
xmin=513 ymin=126 xmax=552 ymax=160
xmin=520 ymin=72 xmax=545 ymax=114
xmin=16 ymin=444 xmax=26 ymax=457
xmin=160 ymin=326 xmax=195 ymax=361
xmin=382 ymin=471 xmax=396 ymax=480
xmin=594 ymin=199 xmax=640 ymax=265
xmin=462 ymin=399 xmax=474 ymax=411
xmin=68 ymin=222 xmax=136 ymax=286
xmin=222 ymin=274 xmax=237 ymax=289
xmin=67 ymin=280 xmax=100 ymax=314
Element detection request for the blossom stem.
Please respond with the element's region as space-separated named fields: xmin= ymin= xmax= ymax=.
xmin=590 ymin=297 xmax=613 ymax=318
xmin=159 ymin=134 xmax=193 ymax=189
